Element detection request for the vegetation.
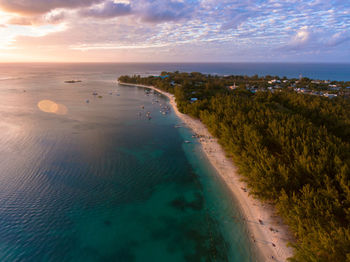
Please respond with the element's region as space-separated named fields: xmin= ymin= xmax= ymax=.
xmin=119 ymin=72 xmax=350 ymax=262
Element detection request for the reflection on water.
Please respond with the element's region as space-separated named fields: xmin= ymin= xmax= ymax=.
xmin=0 ymin=64 xmax=256 ymax=262
xmin=37 ymin=100 xmax=68 ymax=115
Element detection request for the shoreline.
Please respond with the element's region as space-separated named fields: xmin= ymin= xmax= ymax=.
xmin=119 ymin=81 xmax=294 ymax=262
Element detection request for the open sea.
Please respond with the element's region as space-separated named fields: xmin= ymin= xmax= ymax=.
xmin=0 ymin=63 xmax=348 ymax=262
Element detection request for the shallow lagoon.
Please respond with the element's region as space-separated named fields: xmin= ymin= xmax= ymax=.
xmin=0 ymin=64 xmax=257 ymax=261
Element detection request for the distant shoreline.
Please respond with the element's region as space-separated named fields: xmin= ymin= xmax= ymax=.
xmin=119 ymin=81 xmax=294 ymax=262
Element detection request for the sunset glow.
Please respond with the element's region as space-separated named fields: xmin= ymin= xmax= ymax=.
xmin=0 ymin=0 xmax=349 ymax=62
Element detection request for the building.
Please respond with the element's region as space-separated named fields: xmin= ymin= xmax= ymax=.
xmin=324 ymin=93 xmax=337 ymax=98
xmin=268 ymin=79 xmax=281 ymax=84
xmin=227 ymin=82 xmax=237 ymax=90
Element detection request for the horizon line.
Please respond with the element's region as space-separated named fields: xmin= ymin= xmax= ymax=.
xmin=0 ymin=61 xmax=350 ymax=64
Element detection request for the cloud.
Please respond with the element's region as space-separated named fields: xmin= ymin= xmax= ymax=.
xmin=0 ymin=0 xmax=102 ymax=15
xmin=199 ymin=0 xmax=253 ymax=29
xmin=80 ymin=0 xmax=196 ymax=23
xmin=7 ymin=11 xmax=65 ymax=25
xmin=136 ymin=0 xmax=196 ymax=23
xmin=13 ymin=20 xmax=156 ymax=47
xmin=281 ymin=27 xmax=312 ymax=51
xmin=327 ymin=31 xmax=350 ymax=47
xmin=81 ymin=1 xmax=131 ymax=18
xmin=221 ymin=13 xmax=251 ymax=30
xmin=1 ymin=0 xmax=350 ymax=62
xmin=292 ymin=28 xmax=310 ymax=44
xmin=7 ymin=17 xmax=33 ymax=26
xmin=0 ymin=0 xmax=197 ymax=23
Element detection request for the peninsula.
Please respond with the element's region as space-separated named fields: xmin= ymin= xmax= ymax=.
xmin=119 ymin=72 xmax=350 ymax=262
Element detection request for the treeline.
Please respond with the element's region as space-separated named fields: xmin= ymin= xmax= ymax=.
xmin=119 ymin=72 xmax=350 ymax=262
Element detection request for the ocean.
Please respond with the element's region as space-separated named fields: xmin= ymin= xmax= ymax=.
xmin=0 ymin=63 xmax=257 ymax=262
xmin=0 ymin=63 xmax=348 ymax=262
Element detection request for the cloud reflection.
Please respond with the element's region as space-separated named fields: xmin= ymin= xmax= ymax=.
xmin=37 ymin=99 xmax=68 ymax=115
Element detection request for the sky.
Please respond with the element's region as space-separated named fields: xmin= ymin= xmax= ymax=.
xmin=0 ymin=0 xmax=349 ymax=62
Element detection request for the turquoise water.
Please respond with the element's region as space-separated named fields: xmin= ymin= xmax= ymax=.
xmin=0 ymin=65 xmax=257 ymax=261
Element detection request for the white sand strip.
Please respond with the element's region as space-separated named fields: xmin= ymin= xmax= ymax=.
xmin=119 ymin=82 xmax=295 ymax=262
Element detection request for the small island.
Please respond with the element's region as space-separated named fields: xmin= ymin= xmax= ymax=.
xmin=64 ymin=80 xmax=82 ymax=83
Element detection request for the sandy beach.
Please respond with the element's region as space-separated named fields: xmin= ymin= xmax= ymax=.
xmin=119 ymin=82 xmax=295 ymax=262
